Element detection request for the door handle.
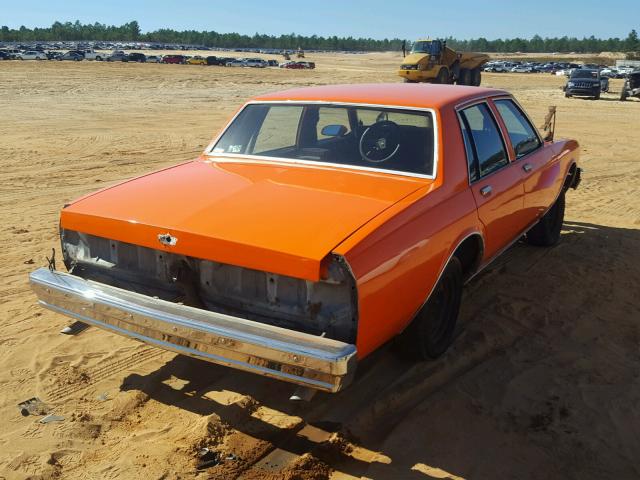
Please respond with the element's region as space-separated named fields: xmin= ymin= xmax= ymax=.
xmin=523 ymin=163 xmax=533 ymax=172
xmin=480 ymin=185 xmax=492 ymax=197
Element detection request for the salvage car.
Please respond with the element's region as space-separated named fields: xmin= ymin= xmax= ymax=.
xmin=29 ymin=84 xmax=581 ymax=393
xmin=564 ymin=69 xmax=603 ymax=99
xmin=106 ymin=51 xmax=129 ymax=62
xmin=620 ymin=70 xmax=640 ymax=101
xmin=58 ymin=51 xmax=83 ymax=61
xmin=161 ymin=54 xmax=186 ymax=64
xmin=128 ymin=52 xmax=147 ymax=63
xmin=186 ymin=55 xmax=207 ymax=65
xmin=17 ymin=50 xmax=47 ymax=60
xmin=206 ymin=55 xmax=224 ymax=66
xmin=226 ymin=58 xmax=246 ymax=67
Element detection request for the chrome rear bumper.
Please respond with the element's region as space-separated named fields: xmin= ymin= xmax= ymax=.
xmin=29 ymin=268 xmax=357 ymax=392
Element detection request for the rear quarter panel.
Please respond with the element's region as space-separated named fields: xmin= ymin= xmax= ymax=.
xmin=334 ymin=106 xmax=483 ymax=358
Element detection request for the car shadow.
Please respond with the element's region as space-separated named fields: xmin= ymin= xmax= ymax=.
xmin=120 ymin=221 xmax=640 ymax=479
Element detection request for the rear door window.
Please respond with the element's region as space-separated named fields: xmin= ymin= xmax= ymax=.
xmin=459 ymin=103 xmax=508 ymax=179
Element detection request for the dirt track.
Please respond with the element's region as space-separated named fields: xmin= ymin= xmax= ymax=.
xmin=1 ymin=52 xmax=639 ymax=479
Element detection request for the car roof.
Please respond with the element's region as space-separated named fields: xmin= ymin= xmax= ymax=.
xmin=252 ymin=83 xmax=508 ymax=110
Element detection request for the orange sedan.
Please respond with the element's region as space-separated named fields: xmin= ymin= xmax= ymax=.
xmin=30 ymin=84 xmax=581 ymax=393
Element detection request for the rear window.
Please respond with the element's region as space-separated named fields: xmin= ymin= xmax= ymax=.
xmin=211 ymin=103 xmax=436 ymax=176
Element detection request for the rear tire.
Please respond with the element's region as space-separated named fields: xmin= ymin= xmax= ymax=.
xmin=396 ymin=257 xmax=462 ymax=360
xmin=458 ymin=68 xmax=471 ymax=85
xmin=435 ymin=67 xmax=449 ymax=85
xmin=620 ymin=85 xmax=628 ymax=101
xmin=403 ymin=78 xmax=416 ymax=83
xmin=471 ymin=68 xmax=481 ymax=86
xmin=526 ymin=192 xmax=565 ymax=246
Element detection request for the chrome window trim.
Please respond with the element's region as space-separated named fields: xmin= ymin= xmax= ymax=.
xmin=455 ymin=100 xmax=510 ymax=185
xmin=204 ymin=100 xmax=440 ymax=180
xmin=492 ymin=97 xmax=544 ymax=161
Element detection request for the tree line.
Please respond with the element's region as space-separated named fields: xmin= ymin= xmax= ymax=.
xmin=445 ymin=30 xmax=639 ymax=54
xmin=0 ymin=21 xmax=638 ymax=54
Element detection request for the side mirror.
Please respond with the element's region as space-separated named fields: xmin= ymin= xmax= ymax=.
xmin=321 ymin=124 xmax=348 ymax=137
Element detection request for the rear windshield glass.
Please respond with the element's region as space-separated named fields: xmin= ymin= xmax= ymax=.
xmin=211 ymin=104 xmax=436 ymax=176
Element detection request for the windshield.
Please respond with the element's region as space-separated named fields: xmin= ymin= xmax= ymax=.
xmin=571 ymin=69 xmax=598 ymax=79
xmin=211 ymin=103 xmax=436 ymax=176
xmin=411 ymin=41 xmax=440 ymax=55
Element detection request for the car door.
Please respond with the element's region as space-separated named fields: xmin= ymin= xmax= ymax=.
xmin=493 ymin=98 xmax=558 ymax=223
xmin=458 ymin=101 xmax=528 ymax=259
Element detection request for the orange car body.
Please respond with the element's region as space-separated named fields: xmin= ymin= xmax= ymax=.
xmin=33 ymin=84 xmax=580 ymax=391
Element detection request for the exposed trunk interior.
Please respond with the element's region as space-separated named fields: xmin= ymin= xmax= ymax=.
xmin=61 ymin=230 xmax=358 ymax=343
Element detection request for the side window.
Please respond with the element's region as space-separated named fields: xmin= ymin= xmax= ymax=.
xmin=459 ymin=103 xmax=508 ymax=179
xmin=494 ymin=100 xmax=541 ymax=159
xmin=253 ymin=106 xmax=303 ymax=154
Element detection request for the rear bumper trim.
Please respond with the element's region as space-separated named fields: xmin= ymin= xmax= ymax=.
xmin=29 ymin=268 xmax=357 ymax=392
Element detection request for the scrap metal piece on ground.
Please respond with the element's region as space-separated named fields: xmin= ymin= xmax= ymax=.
xmin=196 ymin=448 xmax=220 ymax=470
xmin=60 ymin=321 xmax=89 ymax=335
xmin=18 ymin=397 xmax=49 ymax=416
xmin=40 ymin=414 xmax=65 ymax=424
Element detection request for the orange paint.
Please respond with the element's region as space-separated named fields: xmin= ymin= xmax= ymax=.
xmin=60 ymin=84 xmax=579 ymax=360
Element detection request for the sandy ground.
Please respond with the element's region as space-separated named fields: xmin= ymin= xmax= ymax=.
xmin=1 ymin=51 xmax=639 ymax=480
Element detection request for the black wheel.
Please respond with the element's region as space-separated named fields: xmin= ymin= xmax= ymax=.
xmin=457 ymin=68 xmax=471 ymax=85
xmin=435 ymin=67 xmax=449 ymax=84
xmin=526 ymin=192 xmax=565 ymax=246
xmin=565 ymin=93 xmax=571 ymax=98
xmin=620 ymin=85 xmax=628 ymax=101
xmin=471 ymin=68 xmax=481 ymax=86
xmin=403 ymin=78 xmax=416 ymax=83
xmin=593 ymin=92 xmax=600 ymax=100
xmin=396 ymin=257 xmax=463 ymax=360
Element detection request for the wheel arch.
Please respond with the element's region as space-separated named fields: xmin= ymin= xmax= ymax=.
xmin=563 ymin=161 xmax=580 ymax=191
xmin=451 ymin=232 xmax=485 ymax=282
xmin=401 ymin=230 xmax=484 ymax=335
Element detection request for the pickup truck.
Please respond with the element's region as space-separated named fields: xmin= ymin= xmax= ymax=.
xmin=30 ymin=84 xmax=581 ymax=393
xmin=83 ymin=50 xmax=105 ymax=61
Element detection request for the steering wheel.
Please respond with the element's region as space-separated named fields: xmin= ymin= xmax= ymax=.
xmin=359 ymin=120 xmax=401 ymax=164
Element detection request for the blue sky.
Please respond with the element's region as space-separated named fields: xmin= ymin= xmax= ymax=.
xmin=0 ymin=0 xmax=636 ymax=40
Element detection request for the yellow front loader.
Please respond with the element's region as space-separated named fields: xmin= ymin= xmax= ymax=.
xmin=398 ymin=39 xmax=489 ymax=86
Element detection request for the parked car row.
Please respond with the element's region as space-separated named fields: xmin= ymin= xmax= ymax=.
xmin=482 ymin=60 xmax=632 ymax=78
xmin=0 ymin=40 xmax=356 ymax=56
xmin=0 ymin=49 xmax=316 ymax=69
